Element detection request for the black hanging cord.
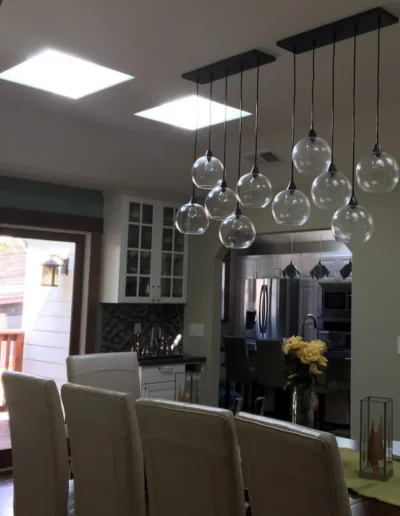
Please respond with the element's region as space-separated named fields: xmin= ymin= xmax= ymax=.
xmin=331 ymin=37 xmax=336 ymax=164
xmin=310 ymin=42 xmax=315 ymax=131
xmin=375 ymin=17 xmax=381 ymax=149
xmin=236 ymin=67 xmax=244 ymax=214
xmin=222 ymin=71 xmax=228 ymax=187
xmin=253 ymin=62 xmax=260 ymax=171
xmin=191 ymin=79 xmax=199 ymax=203
xmin=289 ymin=49 xmax=297 ymax=188
xmin=208 ymin=74 xmax=213 ymax=151
xmin=350 ymin=27 xmax=358 ymax=203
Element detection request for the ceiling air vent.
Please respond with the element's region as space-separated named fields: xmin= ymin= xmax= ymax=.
xmin=244 ymin=149 xmax=285 ymax=167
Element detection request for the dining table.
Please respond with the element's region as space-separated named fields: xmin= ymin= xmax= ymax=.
xmin=337 ymin=437 xmax=400 ymax=515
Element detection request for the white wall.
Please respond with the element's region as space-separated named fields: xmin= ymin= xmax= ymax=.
xmin=21 ymin=240 xmax=75 ymax=391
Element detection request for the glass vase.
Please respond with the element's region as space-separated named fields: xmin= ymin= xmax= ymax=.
xmin=292 ymin=384 xmax=315 ymax=428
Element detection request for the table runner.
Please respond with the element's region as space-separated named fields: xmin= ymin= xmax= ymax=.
xmin=340 ymin=447 xmax=400 ymax=507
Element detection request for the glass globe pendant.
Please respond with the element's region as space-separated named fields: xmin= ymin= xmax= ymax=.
xmin=293 ymin=46 xmax=331 ymax=176
xmin=205 ymin=72 xmax=237 ymax=220
xmin=236 ymin=64 xmax=273 ymax=208
xmin=219 ymin=207 xmax=256 ymax=249
xmin=175 ymin=197 xmax=210 ymax=235
xmin=331 ymin=28 xmax=373 ymax=246
xmin=191 ymin=76 xmax=223 ymax=190
xmin=220 ymin=67 xmax=256 ymax=250
xmin=272 ymin=52 xmax=311 ymax=227
xmin=312 ymin=40 xmax=351 ymax=210
xmin=176 ymin=79 xmax=210 ymax=236
xmin=356 ymin=19 xmax=399 ymax=193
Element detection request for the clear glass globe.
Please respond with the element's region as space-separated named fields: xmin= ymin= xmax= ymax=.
xmin=175 ymin=201 xmax=210 ymax=235
xmin=205 ymin=183 xmax=237 ymax=220
xmin=331 ymin=202 xmax=374 ymax=245
xmin=311 ymin=166 xmax=352 ymax=210
xmin=272 ymin=187 xmax=311 ymax=226
xmin=292 ymin=132 xmax=331 ymax=176
xmin=356 ymin=149 xmax=399 ymax=193
xmin=236 ymin=166 xmax=273 ymax=208
xmin=191 ymin=151 xmax=223 ymax=189
xmin=219 ymin=211 xmax=256 ymax=249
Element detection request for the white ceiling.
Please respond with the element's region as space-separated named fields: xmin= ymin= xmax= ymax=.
xmin=0 ymin=0 xmax=400 ymax=198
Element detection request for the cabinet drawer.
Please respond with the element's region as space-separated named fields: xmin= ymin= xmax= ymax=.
xmin=141 ymin=364 xmax=185 ymax=385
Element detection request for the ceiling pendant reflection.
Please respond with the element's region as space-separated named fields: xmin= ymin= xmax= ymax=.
xmin=331 ymin=28 xmax=374 ymax=246
xmin=176 ymin=80 xmax=210 ymax=235
xmin=220 ymin=68 xmax=256 ymax=249
xmin=191 ymin=75 xmax=224 ymax=189
xmin=292 ymin=45 xmax=331 ymax=176
xmin=205 ymin=72 xmax=237 ymax=220
xmin=272 ymin=50 xmax=311 ymax=226
xmin=356 ymin=19 xmax=399 ymax=193
xmin=236 ymin=63 xmax=273 ymax=208
xmin=311 ymin=38 xmax=351 ymax=210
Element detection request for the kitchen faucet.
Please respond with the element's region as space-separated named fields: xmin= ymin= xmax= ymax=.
xmin=301 ymin=314 xmax=317 ymax=339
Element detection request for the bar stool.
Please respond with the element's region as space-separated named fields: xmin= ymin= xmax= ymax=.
xmin=223 ymin=336 xmax=258 ymax=411
xmin=255 ymin=339 xmax=290 ymax=420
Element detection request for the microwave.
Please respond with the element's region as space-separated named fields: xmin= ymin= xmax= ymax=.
xmin=322 ymin=289 xmax=351 ymax=311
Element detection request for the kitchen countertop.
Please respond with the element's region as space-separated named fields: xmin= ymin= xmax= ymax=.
xmin=138 ymin=354 xmax=206 ymax=367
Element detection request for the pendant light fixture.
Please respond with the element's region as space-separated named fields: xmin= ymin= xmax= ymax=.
xmin=205 ymin=72 xmax=237 ymax=220
xmin=292 ymin=45 xmax=331 ymax=176
xmin=356 ymin=18 xmax=399 ymax=193
xmin=219 ymin=68 xmax=256 ymax=249
xmin=272 ymin=50 xmax=311 ymax=226
xmin=309 ymin=234 xmax=330 ymax=279
xmin=176 ymin=80 xmax=210 ymax=235
xmin=282 ymin=235 xmax=301 ymax=279
xmin=331 ymin=28 xmax=374 ymax=246
xmin=339 ymin=258 xmax=352 ymax=279
xmin=311 ymin=38 xmax=352 ymax=210
xmin=191 ymin=75 xmax=224 ymax=189
xmin=236 ymin=63 xmax=273 ymax=208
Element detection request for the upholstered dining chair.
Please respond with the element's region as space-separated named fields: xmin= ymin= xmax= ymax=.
xmin=136 ymin=399 xmax=246 ymax=516
xmin=66 ymin=351 xmax=141 ymax=399
xmin=2 ymin=371 xmax=74 ymax=516
xmin=235 ymin=412 xmax=351 ymax=516
xmin=61 ymin=383 xmax=145 ymax=516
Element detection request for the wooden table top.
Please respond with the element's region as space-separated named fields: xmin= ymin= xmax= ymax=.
xmin=337 ymin=437 xmax=400 ymax=515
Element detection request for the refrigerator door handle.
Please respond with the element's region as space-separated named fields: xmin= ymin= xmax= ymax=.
xmin=258 ymin=285 xmax=264 ymax=334
xmin=264 ymin=282 xmax=269 ymax=336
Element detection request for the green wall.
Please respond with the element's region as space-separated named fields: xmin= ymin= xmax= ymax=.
xmin=0 ymin=176 xmax=103 ymax=218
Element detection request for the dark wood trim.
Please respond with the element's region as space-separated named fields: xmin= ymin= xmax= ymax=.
xmin=0 ymin=226 xmax=85 ymax=356
xmin=222 ymin=251 xmax=231 ymax=323
xmin=0 ymin=206 xmax=103 ymax=233
xmin=85 ymin=232 xmax=101 ymax=354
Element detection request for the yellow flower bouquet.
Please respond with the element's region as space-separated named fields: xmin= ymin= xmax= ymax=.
xmin=284 ymin=336 xmax=328 ymax=388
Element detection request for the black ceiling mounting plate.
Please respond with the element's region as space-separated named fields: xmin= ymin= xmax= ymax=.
xmin=182 ymin=50 xmax=275 ymax=84
xmin=277 ymin=7 xmax=398 ymax=54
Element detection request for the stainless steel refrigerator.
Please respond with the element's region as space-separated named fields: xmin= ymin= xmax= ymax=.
xmin=244 ymin=278 xmax=300 ymax=341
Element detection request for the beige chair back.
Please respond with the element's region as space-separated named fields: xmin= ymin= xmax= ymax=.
xmin=61 ymin=383 xmax=145 ymax=516
xmin=66 ymin=352 xmax=140 ymax=399
xmin=2 ymin=371 xmax=70 ymax=516
xmin=235 ymin=412 xmax=351 ymax=516
xmin=136 ymin=399 xmax=245 ymax=516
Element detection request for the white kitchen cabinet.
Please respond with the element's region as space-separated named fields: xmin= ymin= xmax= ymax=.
xmin=241 ymin=256 xmax=259 ymax=279
xmin=140 ymin=364 xmax=185 ymax=401
xmin=100 ymin=195 xmax=189 ymax=303
xmin=258 ymin=255 xmax=281 ymax=278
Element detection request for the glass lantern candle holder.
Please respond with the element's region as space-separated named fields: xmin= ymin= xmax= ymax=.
xmin=359 ymin=396 xmax=393 ymax=481
xmin=175 ymin=371 xmax=202 ymax=404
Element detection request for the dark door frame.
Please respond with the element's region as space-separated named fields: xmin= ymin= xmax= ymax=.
xmin=0 ymin=207 xmax=103 ymax=355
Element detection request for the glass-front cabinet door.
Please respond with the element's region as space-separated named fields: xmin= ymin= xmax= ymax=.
xmin=157 ymin=206 xmax=187 ymax=303
xmin=123 ymin=200 xmax=156 ymax=302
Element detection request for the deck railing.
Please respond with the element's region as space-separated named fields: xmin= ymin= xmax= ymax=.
xmin=0 ymin=330 xmax=25 ymax=410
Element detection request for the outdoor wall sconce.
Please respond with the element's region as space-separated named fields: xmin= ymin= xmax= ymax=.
xmin=41 ymin=256 xmax=69 ymax=287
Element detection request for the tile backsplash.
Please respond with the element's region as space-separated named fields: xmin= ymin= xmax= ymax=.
xmin=101 ymin=303 xmax=184 ymax=352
